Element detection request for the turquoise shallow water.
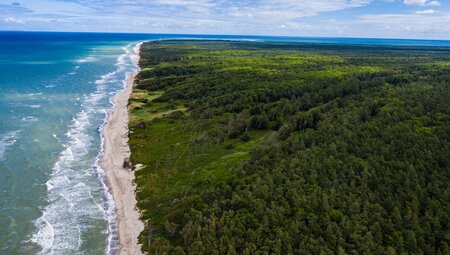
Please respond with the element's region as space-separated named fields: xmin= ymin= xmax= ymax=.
xmin=0 ymin=32 xmax=149 ymax=254
xmin=0 ymin=31 xmax=449 ymax=255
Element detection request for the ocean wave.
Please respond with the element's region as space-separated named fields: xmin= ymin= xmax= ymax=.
xmin=27 ymin=93 xmax=43 ymax=97
xmin=31 ymin=42 xmax=140 ymax=254
xmin=94 ymin=49 xmax=131 ymax=87
xmin=21 ymin=116 xmax=38 ymax=122
xmin=8 ymin=103 xmax=41 ymax=108
xmin=19 ymin=61 xmax=58 ymax=65
xmin=76 ymin=56 xmax=96 ymax=64
xmin=0 ymin=130 xmax=20 ymax=160
xmin=31 ymin=100 xmax=102 ymax=253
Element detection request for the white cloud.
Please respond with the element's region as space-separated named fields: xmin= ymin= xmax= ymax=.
xmin=428 ymin=1 xmax=441 ymax=6
xmin=11 ymin=0 xmax=373 ymax=35
xmin=416 ymin=9 xmax=435 ymax=14
xmin=54 ymin=0 xmax=372 ymax=20
xmin=1 ymin=0 xmax=449 ymax=39
xmin=404 ymin=0 xmax=427 ymax=5
xmin=3 ymin=17 xmax=25 ymax=24
xmin=357 ymin=11 xmax=450 ymax=39
xmin=403 ymin=0 xmax=440 ymax=6
xmin=224 ymin=0 xmax=372 ymax=20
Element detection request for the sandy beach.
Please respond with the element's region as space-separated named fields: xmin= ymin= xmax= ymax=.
xmin=101 ymin=42 xmax=144 ymax=255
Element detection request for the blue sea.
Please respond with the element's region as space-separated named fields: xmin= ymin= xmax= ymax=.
xmin=0 ymin=31 xmax=449 ymax=255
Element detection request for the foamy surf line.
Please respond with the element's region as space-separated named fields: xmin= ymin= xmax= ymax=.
xmin=31 ymin=43 xmax=140 ymax=255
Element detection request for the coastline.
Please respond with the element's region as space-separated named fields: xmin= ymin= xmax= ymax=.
xmin=101 ymin=42 xmax=144 ymax=255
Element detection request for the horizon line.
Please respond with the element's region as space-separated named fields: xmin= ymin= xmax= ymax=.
xmin=1 ymin=30 xmax=450 ymax=43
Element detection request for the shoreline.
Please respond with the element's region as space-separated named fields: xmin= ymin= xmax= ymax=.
xmin=101 ymin=42 xmax=144 ymax=255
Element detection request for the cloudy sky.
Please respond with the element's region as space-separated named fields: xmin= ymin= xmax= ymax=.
xmin=0 ymin=0 xmax=449 ymax=39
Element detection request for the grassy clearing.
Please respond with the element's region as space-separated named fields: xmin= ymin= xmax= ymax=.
xmin=129 ymin=86 xmax=269 ymax=224
xmin=130 ymin=113 xmax=268 ymax=224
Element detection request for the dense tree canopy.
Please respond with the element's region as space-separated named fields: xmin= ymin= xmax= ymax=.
xmin=129 ymin=41 xmax=450 ymax=254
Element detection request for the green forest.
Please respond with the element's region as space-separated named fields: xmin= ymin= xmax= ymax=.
xmin=129 ymin=41 xmax=450 ymax=254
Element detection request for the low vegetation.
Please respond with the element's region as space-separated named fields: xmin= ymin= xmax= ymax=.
xmin=129 ymin=41 xmax=450 ymax=254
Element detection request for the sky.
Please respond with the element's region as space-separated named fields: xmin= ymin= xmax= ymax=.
xmin=0 ymin=0 xmax=449 ymax=39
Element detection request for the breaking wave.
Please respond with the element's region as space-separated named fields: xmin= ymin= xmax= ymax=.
xmin=31 ymin=43 xmax=140 ymax=254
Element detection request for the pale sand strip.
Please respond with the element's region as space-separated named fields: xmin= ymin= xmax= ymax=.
xmin=101 ymin=43 xmax=144 ymax=255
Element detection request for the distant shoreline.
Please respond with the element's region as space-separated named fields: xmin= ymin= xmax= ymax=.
xmin=1 ymin=31 xmax=450 ymax=47
xmin=101 ymin=42 xmax=144 ymax=255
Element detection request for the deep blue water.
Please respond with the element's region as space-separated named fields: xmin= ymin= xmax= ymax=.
xmin=0 ymin=31 xmax=449 ymax=255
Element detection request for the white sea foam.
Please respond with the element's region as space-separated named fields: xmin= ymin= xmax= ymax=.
xmin=31 ymin=42 xmax=140 ymax=255
xmin=32 ymin=91 xmax=107 ymax=253
xmin=0 ymin=130 xmax=20 ymax=160
xmin=21 ymin=116 xmax=38 ymax=122
xmin=27 ymin=93 xmax=43 ymax=97
xmin=9 ymin=103 xmax=41 ymax=108
xmin=76 ymin=56 xmax=96 ymax=63
xmin=32 ymin=212 xmax=55 ymax=252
